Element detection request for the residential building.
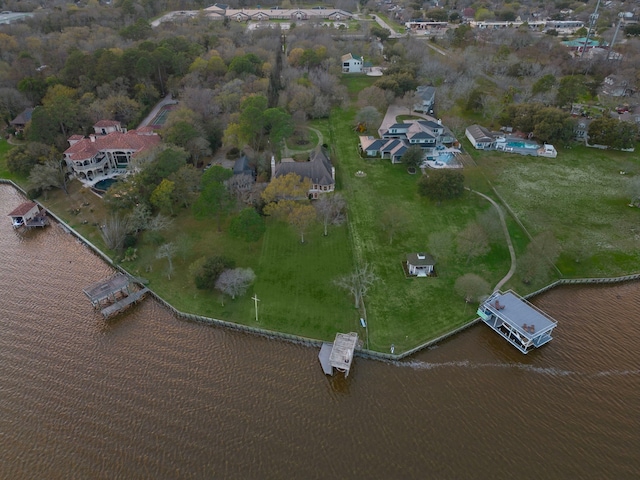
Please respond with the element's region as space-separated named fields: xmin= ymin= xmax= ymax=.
xmin=414 ymin=86 xmax=436 ymax=114
xmin=9 ymin=107 xmax=33 ymax=133
xmin=270 ymin=147 xmax=335 ymax=199
xmin=341 ymin=53 xmax=363 ymax=73
xmin=362 ymin=119 xmax=456 ymax=163
xmin=63 ymin=121 xmax=160 ymax=186
xmin=465 ymin=124 xmax=495 ymax=149
xmin=601 ymin=75 xmax=635 ymax=97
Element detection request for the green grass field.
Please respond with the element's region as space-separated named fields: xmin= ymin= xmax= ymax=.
xmin=2 ymin=101 xmax=639 ymax=353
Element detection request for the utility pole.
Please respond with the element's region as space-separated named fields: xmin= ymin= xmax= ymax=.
xmin=252 ymin=294 xmax=260 ymax=323
xmin=580 ymin=0 xmax=601 ymax=58
xmin=608 ymin=13 xmax=625 ymax=61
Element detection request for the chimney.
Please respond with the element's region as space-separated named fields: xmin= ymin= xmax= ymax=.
xmin=271 ymin=155 xmax=276 ymax=179
xmin=90 ymin=134 xmax=96 ymax=143
xmin=331 ymin=166 xmax=335 ymax=180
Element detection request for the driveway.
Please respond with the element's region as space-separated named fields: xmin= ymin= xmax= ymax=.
xmin=378 ymin=104 xmax=438 ymax=137
xmin=137 ymin=94 xmax=177 ymax=129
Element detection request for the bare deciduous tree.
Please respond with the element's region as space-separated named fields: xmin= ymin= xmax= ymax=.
xmin=457 ymin=222 xmax=490 ymax=264
xmin=380 ymin=205 xmax=410 ymax=245
xmin=215 ymin=267 xmax=256 ymax=301
xmin=334 ymin=263 xmax=378 ymax=309
xmin=455 ymin=273 xmax=491 ymax=304
xmin=101 ymin=214 xmax=129 ymax=252
xmin=315 ymin=193 xmax=346 ymax=236
xmin=156 ymin=242 xmax=178 ymax=279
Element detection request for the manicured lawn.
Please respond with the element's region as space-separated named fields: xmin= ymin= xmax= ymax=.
xmin=124 ymin=216 xmax=356 ymax=341
xmin=318 ymin=109 xmax=513 ymax=352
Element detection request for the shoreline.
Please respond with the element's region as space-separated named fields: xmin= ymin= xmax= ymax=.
xmin=2 ymin=179 xmax=639 ymax=359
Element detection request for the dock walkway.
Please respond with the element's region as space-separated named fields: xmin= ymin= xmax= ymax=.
xmin=101 ymin=288 xmax=149 ymax=319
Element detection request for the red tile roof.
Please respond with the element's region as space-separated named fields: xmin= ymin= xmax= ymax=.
xmin=8 ymin=202 xmax=37 ymax=217
xmin=64 ymin=130 xmax=161 ymax=161
xmin=94 ymin=120 xmax=121 ymax=128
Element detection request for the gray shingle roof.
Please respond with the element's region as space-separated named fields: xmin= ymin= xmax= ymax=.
xmin=274 ymin=147 xmax=334 ymax=186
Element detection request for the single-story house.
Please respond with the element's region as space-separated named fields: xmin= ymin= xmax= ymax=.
xmin=10 ymin=107 xmax=34 ymax=133
xmin=574 ymin=118 xmax=592 ymax=140
xmin=414 ymin=86 xmax=436 ymax=114
xmin=270 ymin=147 xmax=335 ymax=199
xmin=406 ymin=253 xmax=436 ymax=277
xmin=465 ymin=125 xmax=495 ymax=149
xmin=341 ymin=53 xmax=363 ymax=73
xmin=63 ymin=120 xmax=160 ymax=186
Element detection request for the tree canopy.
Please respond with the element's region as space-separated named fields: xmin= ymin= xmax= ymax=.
xmin=418 ymin=170 xmax=465 ymax=203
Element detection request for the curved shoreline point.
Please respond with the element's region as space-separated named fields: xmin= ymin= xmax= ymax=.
xmin=2 ymin=179 xmax=640 ymax=359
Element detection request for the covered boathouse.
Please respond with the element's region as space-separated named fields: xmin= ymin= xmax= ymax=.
xmin=8 ymin=201 xmax=48 ymax=229
xmin=318 ymin=332 xmax=359 ymax=377
xmin=477 ymin=290 xmax=557 ymax=354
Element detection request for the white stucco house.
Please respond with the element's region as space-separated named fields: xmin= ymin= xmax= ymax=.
xmin=63 ymin=121 xmax=161 ymax=186
xmin=341 ymin=53 xmax=363 ymax=73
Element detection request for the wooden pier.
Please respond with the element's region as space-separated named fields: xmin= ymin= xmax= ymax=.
xmin=83 ymin=274 xmax=149 ymax=319
xmin=100 ymin=287 xmax=149 ymax=319
xmin=318 ymin=332 xmax=359 ymax=377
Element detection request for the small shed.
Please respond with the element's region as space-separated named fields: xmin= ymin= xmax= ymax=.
xmin=407 ymin=252 xmax=435 ymax=277
xmin=8 ymin=202 xmax=40 ymax=228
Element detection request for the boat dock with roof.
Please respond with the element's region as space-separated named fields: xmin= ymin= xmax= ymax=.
xmin=477 ymin=290 xmax=557 ymax=354
xmin=83 ymin=273 xmax=149 ymax=319
xmin=318 ymin=332 xmax=359 ymax=377
xmin=7 ymin=202 xmax=48 ymax=230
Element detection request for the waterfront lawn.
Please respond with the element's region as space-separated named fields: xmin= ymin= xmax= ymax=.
xmin=0 ymin=139 xmax=18 ymax=181
xmin=475 ymin=145 xmax=640 ymax=278
xmin=319 ymin=109 xmax=513 ymax=352
xmin=125 ymin=215 xmax=356 ymax=341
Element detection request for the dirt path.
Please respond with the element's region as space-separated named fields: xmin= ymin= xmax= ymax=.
xmin=467 ymin=188 xmax=517 ymax=292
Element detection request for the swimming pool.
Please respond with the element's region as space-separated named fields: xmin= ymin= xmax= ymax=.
xmin=506 ymin=140 xmax=539 ymax=149
xmin=94 ymin=178 xmax=118 ymax=192
xmin=438 ymin=152 xmax=455 ymax=163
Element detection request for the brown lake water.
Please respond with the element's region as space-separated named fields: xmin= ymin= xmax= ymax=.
xmin=1 ymin=184 xmax=639 ymax=479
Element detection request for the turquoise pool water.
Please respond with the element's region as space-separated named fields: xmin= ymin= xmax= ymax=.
xmin=94 ymin=178 xmax=118 ymax=191
xmin=506 ymin=140 xmax=539 ymax=149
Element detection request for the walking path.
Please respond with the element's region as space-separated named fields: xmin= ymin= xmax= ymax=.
xmin=467 ymin=188 xmax=517 ymax=292
xmin=282 ymin=126 xmax=324 ymax=157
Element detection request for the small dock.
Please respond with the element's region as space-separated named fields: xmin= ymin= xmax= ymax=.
xmin=318 ymin=332 xmax=359 ymax=377
xmin=8 ymin=201 xmax=48 ymax=230
xmin=477 ymin=290 xmax=558 ymax=354
xmin=83 ymin=274 xmax=149 ymax=319
xmin=100 ymin=288 xmax=149 ymax=319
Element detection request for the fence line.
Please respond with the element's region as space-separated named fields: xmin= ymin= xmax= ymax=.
xmin=3 ymin=179 xmax=640 ymax=361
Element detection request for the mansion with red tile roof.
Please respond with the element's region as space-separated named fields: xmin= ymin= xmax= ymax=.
xmin=64 ymin=121 xmax=160 ymax=186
